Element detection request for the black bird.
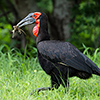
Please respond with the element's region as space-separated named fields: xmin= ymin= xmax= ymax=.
xmin=16 ymin=12 xmax=100 ymax=94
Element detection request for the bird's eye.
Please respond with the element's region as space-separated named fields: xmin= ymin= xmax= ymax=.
xmin=34 ymin=15 xmax=36 ymax=17
xmin=32 ymin=12 xmax=41 ymax=19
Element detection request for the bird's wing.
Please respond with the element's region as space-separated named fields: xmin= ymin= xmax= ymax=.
xmin=37 ymin=40 xmax=99 ymax=74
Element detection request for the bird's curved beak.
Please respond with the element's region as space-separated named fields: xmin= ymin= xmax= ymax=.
xmin=17 ymin=13 xmax=36 ymax=28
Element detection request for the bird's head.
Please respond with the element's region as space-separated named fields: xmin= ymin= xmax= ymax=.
xmin=17 ymin=12 xmax=42 ymax=37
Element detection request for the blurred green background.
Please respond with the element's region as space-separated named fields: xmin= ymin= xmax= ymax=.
xmin=0 ymin=0 xmax=100 ymax=53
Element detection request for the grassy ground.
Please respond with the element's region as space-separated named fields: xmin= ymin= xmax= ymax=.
xmin=0 ymin=45 xmax=100 ymax=100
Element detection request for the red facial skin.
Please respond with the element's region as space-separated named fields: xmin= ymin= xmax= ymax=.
xmin=32 ymin=12 xmax=41 ymax=37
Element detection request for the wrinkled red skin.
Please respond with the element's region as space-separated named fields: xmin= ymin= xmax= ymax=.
xmin=32 ymin=12 xmax=41 ymax=37
xmin=33 ymin=19 xmax=40 ymax=37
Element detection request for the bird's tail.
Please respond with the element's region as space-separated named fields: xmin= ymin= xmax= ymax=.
xmin=93 ymin=69 xmax=100 ymax=76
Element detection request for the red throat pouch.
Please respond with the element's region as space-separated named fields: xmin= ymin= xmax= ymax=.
xmin=33 ymin=19 xmax=40 ymax=37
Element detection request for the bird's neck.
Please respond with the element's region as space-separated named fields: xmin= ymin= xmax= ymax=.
xmin=36 ymin=20 xmax=50 ymax=44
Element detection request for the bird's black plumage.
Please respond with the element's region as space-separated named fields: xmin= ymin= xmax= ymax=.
xmin=35 ymin=13 xmax=100 ymax=93
xmin=37 ymin=40 xmax=100 ymax=75
xmin=16 ymin=12 xmax=100 ymax=94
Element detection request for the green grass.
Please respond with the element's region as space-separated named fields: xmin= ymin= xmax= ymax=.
xmin=0 ymin=45 xmax=100 ymax=100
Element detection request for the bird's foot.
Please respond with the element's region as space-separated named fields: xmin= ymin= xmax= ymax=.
xmin=30 ymin=87 xmax=53 ymax=95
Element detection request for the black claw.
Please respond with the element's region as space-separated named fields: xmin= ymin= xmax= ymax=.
xmin=30 ymin=89 xmax=38 ymax=95
xmin=30 ymin=87 xmax=53 ymax=95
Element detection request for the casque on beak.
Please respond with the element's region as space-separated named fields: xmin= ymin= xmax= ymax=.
xmin=17 ymin=13 xmax=36 ymax=28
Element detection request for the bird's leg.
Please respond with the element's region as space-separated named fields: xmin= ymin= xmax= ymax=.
xmin=30 ymin=87 xmax=53 ymax=95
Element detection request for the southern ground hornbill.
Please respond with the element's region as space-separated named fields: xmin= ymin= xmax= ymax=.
xmin=15 ymin=12 xmax=100 ymax=94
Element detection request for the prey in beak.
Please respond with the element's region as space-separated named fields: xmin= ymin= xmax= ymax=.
xmin=12 ymin=12 xmax=42 ymax=38
xmin=12 ymin=12 xmax=41 ymax=38
xmin=12 ymin=13 xmax=35 ymax=38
